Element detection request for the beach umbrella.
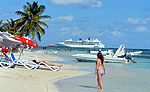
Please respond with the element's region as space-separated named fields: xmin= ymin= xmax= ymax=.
xmin=11 ymin=36 xmax=38 ymax=59
xmin=11 ymin=36 xmax=38 ymax=48
xmin=0 ymin=32 xmax=21 ymax=47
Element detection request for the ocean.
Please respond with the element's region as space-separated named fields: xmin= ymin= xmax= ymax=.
xmin=39 ymin=46 xmax=150 ymax=92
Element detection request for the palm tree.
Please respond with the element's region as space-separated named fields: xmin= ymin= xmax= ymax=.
xmin=2 ymin=18 xmax=20 ymax=35
xmin=15 ymin=1 xmax=50 ymax=41
xmin=0 ymin=20 xmax=7 ymax=32
xmin=0 ymin=20 xmax=3 ymax=32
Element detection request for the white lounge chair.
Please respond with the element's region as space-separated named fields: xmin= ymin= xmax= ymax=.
xmin=31 ymin=56 xmax=61 ymax=71
xmin=0 ymin=55 xmax=15 ymax=68
xmin=0 ymin=53 xmax=35 ymax=69
xmin=10 ymin=53 xmax=60 ymax=71
xmin=0 ymin=53 xmax=60 ymax=71
xmin=10 ymin=53 xmax=37 ymax=69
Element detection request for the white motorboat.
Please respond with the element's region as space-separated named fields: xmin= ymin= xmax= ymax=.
xmin=73 ymin=45 xmax=135 ymax=63
xmin=73 ymin=53 xmax=128 ymax=63
xmin=89 ymin=45 xmax=142 ymax=56
xmin=129 ymin=51 xmax=143 ymax=56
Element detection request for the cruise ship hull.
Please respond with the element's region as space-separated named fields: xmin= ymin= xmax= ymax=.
xmin=57 ymin=44 xmax=105 ymax=48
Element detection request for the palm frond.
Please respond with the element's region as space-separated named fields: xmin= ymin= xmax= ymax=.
xmin=26 ymin=2 xmax=32 ymax=10
xmin=37 ymin=5 xmax=45 ymax=15
xmin=19 ymin=23 xmax=29 ymax=35
xmin=0 ymin=20 xmax=3 ymax=24
xmin=15 ymin=11 xmax=27 ymax=16
xmin=39 ymin=15 xmax=51 ymax=19
xmin=15 ymin=17 xmax=26 ymax=28
xmin=35 ymin=23 xmax=45 ymax=34
xmin=36 ymin=31 xmax=41 ymax=41
xmin=38 ymin=21 xmax=48 ymax=27
xmin=31 ymin=29 xmax=35 ymax=37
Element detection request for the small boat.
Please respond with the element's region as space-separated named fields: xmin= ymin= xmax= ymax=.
xmin=129 ymin=51 xmax=143 ymax=56
xmin=89 ymin=45 xmax=142 ymax=56
xmin=48 ymin=44 xmax=57 ymax=47
xmin=73 ymin=53 xmax=129 ymax=63
xmin=73 ymin=45 xmax=135 ymax=63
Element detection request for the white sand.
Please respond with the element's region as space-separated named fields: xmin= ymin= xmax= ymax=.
xmin=0 ymin=51 xmax=90 ymax=92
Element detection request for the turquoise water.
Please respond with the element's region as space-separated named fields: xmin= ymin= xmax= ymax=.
xmin=40 ymin=47 xmax=150 ymax=92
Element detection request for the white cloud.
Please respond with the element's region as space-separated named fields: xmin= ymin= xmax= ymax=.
xmin=52 ymin=15 xmax=74 ymax=22
xmin=91 ymin=1 xmax=102 ymax=8
xmin=111 ymin=31 xmax=122 ymax=37
xmin=124 ymin=16 xmax=150 ymax=25
xmin=51 ymin=0 xmax=103 ymax=8
xmin=135 ymin=26 xmax=149 ymax=32
xmin=127 ymin=18 xmax=140 ymax=24
xmin=60 ymin=27 xmax=70 ymax=32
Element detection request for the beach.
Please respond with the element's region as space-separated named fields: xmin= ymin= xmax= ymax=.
xmin=0 ymin=0 xmax=150 ymax=92
xmin=0 ymin=51 xmax=90 ymax=92
xmin=0 ymin=50 xmax=150 ymax=92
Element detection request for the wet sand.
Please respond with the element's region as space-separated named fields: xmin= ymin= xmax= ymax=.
xmin=55 ymin=63 xmax=150 ymax=92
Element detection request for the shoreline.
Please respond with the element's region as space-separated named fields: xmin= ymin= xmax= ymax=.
xmin=50 ymin=70 xmax=90 ymax=92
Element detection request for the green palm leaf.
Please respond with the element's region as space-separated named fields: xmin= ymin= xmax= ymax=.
xmin=38 ymin=21 xmax=48 ymax=27
xmin=35 ymin=23 xmax=45 ymax=34
xmin=15 ymin=11 xmax=27 ymax=16
xmin=36 ymin=31 xmax=41 ymax=41
xmin=39 ymin=15 xmax=51 ymax=19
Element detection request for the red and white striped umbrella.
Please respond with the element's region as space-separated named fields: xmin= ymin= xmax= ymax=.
xmin=11 ymin=36 xmax=38 ymax=48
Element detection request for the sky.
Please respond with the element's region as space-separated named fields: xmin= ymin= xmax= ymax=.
xmin=0 ymin=0 xmax=150 ymax=49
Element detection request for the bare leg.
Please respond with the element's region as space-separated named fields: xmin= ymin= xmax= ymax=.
xmin=97 ymin=72 xmax=100 ymax=88
xmin=41 ymin=61 xmax=63 ymax=67
xmin=97 ymin=73 xmax=103 ymax=92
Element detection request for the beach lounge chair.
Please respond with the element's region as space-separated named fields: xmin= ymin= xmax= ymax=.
xmin=10 ymin=53 xmax=36 ymax=69
xmin=0 ymin=53 xmax=35 ymax=69
xmin=31 ymin=56 xmax=61 ymax=71
xmin=10 ymin=53 xmax=60 ymax=71
xmin=0 ymin=53 xmax=16 ymax=68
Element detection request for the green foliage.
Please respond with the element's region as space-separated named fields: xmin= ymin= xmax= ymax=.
xmin=0 ymin=1 xmax=50 ymax=42
xmin=15 ymin=1 xmax=50 ymax=41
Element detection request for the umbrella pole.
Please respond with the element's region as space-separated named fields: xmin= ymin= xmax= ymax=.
xmin=18 ymin=47 xmax=24 ymax=59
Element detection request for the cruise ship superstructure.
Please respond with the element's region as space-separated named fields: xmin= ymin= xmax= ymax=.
xmin=58 ymin=38 xmax=105 ymax=48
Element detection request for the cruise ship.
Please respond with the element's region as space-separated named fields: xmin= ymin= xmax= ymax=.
xmin=57 ymin=38 xmax=105 ymax=48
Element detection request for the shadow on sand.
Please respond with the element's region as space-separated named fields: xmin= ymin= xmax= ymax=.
xmin=79 ymin=85 xmax=97 ymax=89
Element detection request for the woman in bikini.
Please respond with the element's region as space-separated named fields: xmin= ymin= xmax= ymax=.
xmin=95 ymin=52 xmax=106 ymax=92
xmin=32 ymin=60 xmax=63 ymax=67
